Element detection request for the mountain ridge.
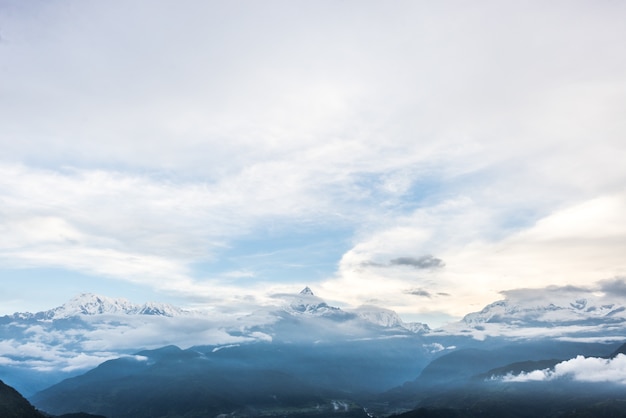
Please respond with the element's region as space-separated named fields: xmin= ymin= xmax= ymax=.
xmin=1 ymin=288 xmax=431 ymax=396
xmin=6 ymin=286 xmax=626 ymax=398
xmin=11 ymin=293 xmax=189 ymax=320
xmin=0 ymin=379 xmax=44 ymax=418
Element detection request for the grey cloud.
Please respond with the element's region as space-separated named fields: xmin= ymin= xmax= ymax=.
xmin=405 ymin=289 xmax=432 ymax=298
xmin=598 ymin=277 xmax=626 ymax=297
xmin=405 ymin=289 xmax=451 ymax=298
xmin=362 ymin=255 xmax=445 ymax=270
xmin=500 ymin=284 xmax=590 ymax=300
xmin=390 ymin=256 xmax=444 ymax=269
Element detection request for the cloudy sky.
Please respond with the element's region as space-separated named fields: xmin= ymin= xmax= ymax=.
xmin=1 ymin=0 xmax=625 ymax=326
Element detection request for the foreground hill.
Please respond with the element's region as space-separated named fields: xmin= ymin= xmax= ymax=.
xmin=0 ymin=379 xmax=43 ymax=418
xmin=0 ymin=380 xmax=105 ymax=418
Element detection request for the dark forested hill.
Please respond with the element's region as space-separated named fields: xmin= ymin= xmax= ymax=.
xmin=31 ymin=344 xmax=376 ymax=418
xmin=0 ymin=379 xmax=44 ymax=418
xmin=0 ymin=379 xmax=106 ymax=418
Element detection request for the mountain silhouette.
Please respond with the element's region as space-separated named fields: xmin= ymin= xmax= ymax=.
xmin=0 ymin=379 xmax=44 ymax=418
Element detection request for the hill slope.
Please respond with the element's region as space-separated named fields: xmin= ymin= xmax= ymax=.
xmin=32 ymin=344 xmax=387 ymax=418
xmin=0 ymin=379 xmax=44 ymax=418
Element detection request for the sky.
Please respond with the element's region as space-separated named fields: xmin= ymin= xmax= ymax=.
xmin=1 ymin=0 xmax=625 ymax=327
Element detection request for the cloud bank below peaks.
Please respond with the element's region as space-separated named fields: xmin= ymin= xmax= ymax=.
xmin=502 ymin=354 xmax=626 ymax=385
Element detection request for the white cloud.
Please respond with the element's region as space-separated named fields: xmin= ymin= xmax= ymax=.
xmin=321 ymin=193 xmax=626 ymax=320
xmin=502 ymin=354 xmax=626 ymax=385
xmin=78 ymin=315 xmax=265 ymax=351
xmin=0 ymin=310 xmax=281 ymax=374
xmin=0 ymin=337 xmax=119 ymax=372
xmin=0 ymin=1 xmax=626 ymax=321
xmin=60 ymin=352 xmax=121 ymax=373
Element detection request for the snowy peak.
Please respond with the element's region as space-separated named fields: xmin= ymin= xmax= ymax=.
xmin=52 ymin=293 xmax=134 ymax=317
xmin=353 ymin=305 xmax=404 ymax=327
xmin=278 ymin=288 xmax=348 ymax=319
xmin=433 ymin=290 xmax=626 ymax=339
xmin=15 ymin=293 xmax=189 ymax=320
xmin=278 ymin=289 xmax=430 ymax=331
xmin=299 ymin=286 xmax=315 ymax=296
xmin=352 ymin=305 xmax=430 ymax=333
xmin=135 ymin=301 xmax=186 ymax=317
xmin=461 ymin=297 xmax=626 ymax=327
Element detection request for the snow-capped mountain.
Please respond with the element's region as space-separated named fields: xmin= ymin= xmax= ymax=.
xmin=352 ymin=305 xmax=430 ymax=333
xmin=7 ymin=285 xmax=626 ymax=399
xmin=462 ymin=297 xmax=626 ymax=327
xmin=277 ymin=287 xmax=430 ymax=333
xmin=353 ymin=305 xmax=403 ymax=327
xmin=2 ymin=287 xmax=431 ymax=396
xmin=12 ymin=293 xmax=189 ymax=320
xmin=282 ymin=287 xmax=350 ymax=318
xmin=300 ymin=286 xmax=315 ymax=296
xmin=436 ymin=290 xmax=626 ymax=340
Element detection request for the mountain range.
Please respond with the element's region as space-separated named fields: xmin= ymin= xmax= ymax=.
xmin=0 ymin=288 xmax=429 ymax=396
xmin=4 ymin=286 xmax=626 ymax=417
xmin=10 ymin=293 xmax=189 ymax=320
xmin=435 ymin=287 xmax=626 ymax=341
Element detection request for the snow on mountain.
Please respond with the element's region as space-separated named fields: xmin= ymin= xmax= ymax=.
xmin=10 ymin=285 xmax=626 ymax=397
xmin=353 ymin=305 xmax=403 ymax=327
xmin=462 ymin=297 xmax=626 ymax=327
xmin=283 ymin=287 xmax=350 ymax=318
xmin=10 ymin=288 xmax=418 ymax=330
xmin=279 ymin=287 xmax=429 ymax=333
xmin=45 ymin=293 xmax=135 ymax=318
xmin=2 ymin=288 xmax=431 ymax=395
xmin=132 ymin=301 xmax=188 ymax=317
xmin=270 ymin=286 xmax=430 ymax=334
xmin=13 ymin=293 xmax=189 ymax=320
xmin=402 ymin=321 xmax=431 ymax=334
xmin=299 ymin=286 xmax=315 ymax=296
xmin=352 ymin=305 xmax=430 ymax=333
xmin=273 ymin=287 xmax=430 ymax=333
xmin=438 ymin=291 xmax=626 ymax=340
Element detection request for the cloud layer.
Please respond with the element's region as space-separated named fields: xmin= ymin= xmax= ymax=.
xmin=502 ymin=354 xmax=626 ymax=385
xmin=1 ymin=1 xmax=626 ymax=321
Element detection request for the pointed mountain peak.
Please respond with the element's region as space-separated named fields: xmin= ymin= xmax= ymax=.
xmin=278 ymin=286 xmax=348 ymax=318
xmin=299 ymin=286 xmax=314 ymax=296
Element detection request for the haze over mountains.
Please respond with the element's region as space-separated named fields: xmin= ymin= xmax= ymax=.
xmin=1 ymin=288 xmax=431 ymax=396
xmin=4 ymin=286 xmax=626 ymax=417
